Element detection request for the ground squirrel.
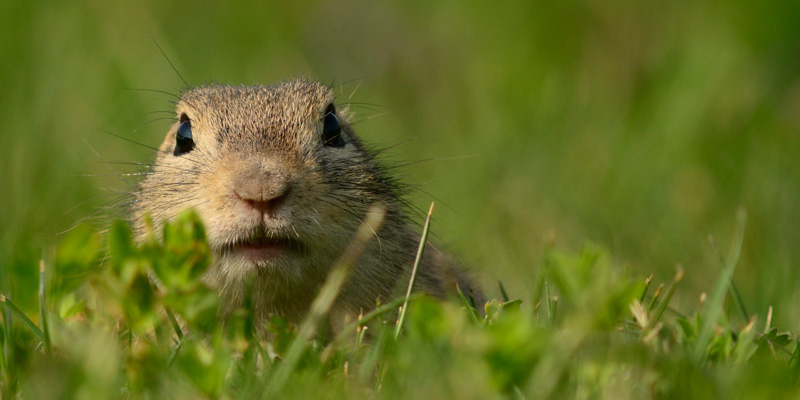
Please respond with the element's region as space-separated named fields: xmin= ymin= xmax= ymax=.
xmin=132 ymin=79 xmax=481 ymax=328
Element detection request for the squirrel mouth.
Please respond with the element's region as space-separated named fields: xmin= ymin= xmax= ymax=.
xmin=224 ymin=234 xmax=305 ymax=262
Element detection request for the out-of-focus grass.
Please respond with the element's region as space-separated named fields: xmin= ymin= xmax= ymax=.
xmin=1 ymin=0 xmax=800 ymax=396
xmin=3 ymin=211 xmax=799 ymax=398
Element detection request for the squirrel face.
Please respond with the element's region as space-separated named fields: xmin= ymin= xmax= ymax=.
xmin=131 ymin=79 xmax=481 ymax=323
xmin=133 ymin=80 xmax=397 ymax=291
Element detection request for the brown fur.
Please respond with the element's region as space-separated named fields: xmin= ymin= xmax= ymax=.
xmin=132 ymin=79 xmax=481 ymax=327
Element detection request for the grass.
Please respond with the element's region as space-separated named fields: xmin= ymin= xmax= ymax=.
xmin=1 ymin=210 xmax=799 ymax=399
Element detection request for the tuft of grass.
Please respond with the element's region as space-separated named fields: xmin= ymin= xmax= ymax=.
xmin=1 ymin=210 xmax=799 ymax=398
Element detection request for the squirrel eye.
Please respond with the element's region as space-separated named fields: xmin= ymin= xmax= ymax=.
xmin=322 ymin=105 xmax=344 ymax=148
xmin=174 ymin=118 xmax=195 ymax=155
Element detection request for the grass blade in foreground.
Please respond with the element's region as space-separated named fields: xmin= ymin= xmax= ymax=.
xmin=0 ymin=294 xmax=45 ymax=343
xmin=457 ymin=284 xmax=482 ymax=324
xmin=395 ymin=202 xmax=434 ymax=339
xmin=39 ymin=260 xmax=52 ymax=356
xmin=266 ymin=204 xmax=386 ymax=396
xmin=0 ymin=307 xmax=9 ymax=397
xmin=651 ymin=266 xmax=684 ymax=325
xmin=709 ymin=235 xmax=749 ymax=323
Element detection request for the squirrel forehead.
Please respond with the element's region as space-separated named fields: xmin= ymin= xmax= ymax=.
xmin=175 ymin=80 xmax=335 ymax=149
xmin=178 ymin=80 xmax=333 ymax=121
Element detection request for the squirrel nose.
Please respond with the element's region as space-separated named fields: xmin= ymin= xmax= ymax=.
xmin=232 ymin=166 xmax=291 ymax=215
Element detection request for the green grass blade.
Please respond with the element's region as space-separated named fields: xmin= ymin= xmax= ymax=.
xmin=164 ymin=306 xmax=185 ymax=367
xmin=0 ymin=306 xmax=9 ymax=398
xmin=165 ymin=307 xmax=184 ymax=341
xmin=395 ymin=202 xmax=434 ymax=339
xmin=531 ymin=235 xmax=554 ymax=318
xmin=166 ymin=338 xmax=185 ymax=367
xmin=549 ymin=296 xmax=558 ymax=328
xmin=544 ymin=280 xmax=552 ymax=324
xmin=709 ymin=235 xmax=749 ymax=322
xmin=457 ymin=284 xmax=482 ymax=324
xmin=0 ymin=293 xmax=45 ymax=343
xmin=639 ymin=274 xmax=653 ymax=303
xmin=647 ymin=284 xmax=664 ymax=313
xmin=651 ymin=266 xmax=684 ymax=325
xmin=38 ymin=260 xmax=52 ymax=356
xmin=692 ymin=209 xmax=747 ymax=361
xmin=498 ymin=280 xmax=510 ymax=302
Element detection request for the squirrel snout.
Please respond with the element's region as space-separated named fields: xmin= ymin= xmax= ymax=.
xmin=231 ymin=165 xmax=292 ymax=215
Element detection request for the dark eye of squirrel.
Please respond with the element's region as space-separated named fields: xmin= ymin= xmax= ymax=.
xmin=174 ymin=114 xmax=195 ymax=156
xmin=322 ymin=104 xmax=344 ymax=148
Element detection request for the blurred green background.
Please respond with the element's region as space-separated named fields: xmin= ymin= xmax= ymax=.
xmin=1 ymin=1 xmax=799 ymax=326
